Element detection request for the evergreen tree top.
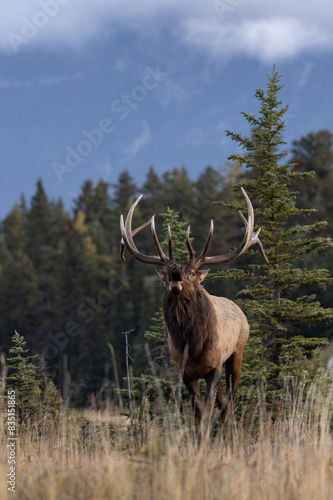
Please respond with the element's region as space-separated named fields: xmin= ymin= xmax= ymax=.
xmin=220 ymin=67 xmax=333 ymax=268
xmin=8 ymin=330 xmax=38 ymax=362
xmin=160 ymin=207 xmax=191 ymax=263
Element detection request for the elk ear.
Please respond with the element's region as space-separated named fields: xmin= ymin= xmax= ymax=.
xmin=156 ymin=268 xmax=168 ymax=286
xmin=197 ymin=269 xmax=209 ymax=282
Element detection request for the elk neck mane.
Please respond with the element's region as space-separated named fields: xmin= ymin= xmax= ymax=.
xmin=163 ymin=285 xmax=217 ymax=357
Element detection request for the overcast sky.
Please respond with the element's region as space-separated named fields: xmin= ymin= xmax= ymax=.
xmin=0 ymin=0 xmax=332 ymax=217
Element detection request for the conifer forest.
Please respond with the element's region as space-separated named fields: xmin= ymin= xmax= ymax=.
xmin=1 ymin=71 xmax=333 ymax=407
xmin=0 ymin=70 xmax=333 ymax=499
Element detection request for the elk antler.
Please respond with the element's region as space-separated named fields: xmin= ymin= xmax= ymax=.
xmin=186 ymin=226 xmax=195 ymax=264
xmin=120 ymin=217 xmax=153 ymax=261
xmin=120 ymin=195 xmax=174 ymax=266
xmin=238 ymin=211 xmax=269 ymax=264
xmin=120 ymin=189 xmax=269 ymax=267
xmin=193 ymin=187 xmax=269 ymax=267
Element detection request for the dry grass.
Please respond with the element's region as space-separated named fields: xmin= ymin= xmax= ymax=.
xmin=1 ymin=377 xmax=332 ymax=500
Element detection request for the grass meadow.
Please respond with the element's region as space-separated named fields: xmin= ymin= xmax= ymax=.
xmin=1 ymin=376 xmax=332 ymax=500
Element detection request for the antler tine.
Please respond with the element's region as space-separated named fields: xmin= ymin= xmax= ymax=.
xmin=195 ymin=187 xmax=258 ymax=268
xmin=168 ymin=225 xmax=175 ymax=263
xmin=194 ymin=220 xmax=214 ymax=268
xmin=238 ymin=211 xmax=269 ymax=264
xmin=151 ymin=216 xmax=169 ymax=263
xmin=186 ymin=226 xmax=195 ymax=263
xmin=124 ymin=194 xmax=143 ymax=251
xmin=253 ymin=231 xmax=270 ymax=264
xmin=120 ymin=195 xmax=167 ymax=266
xmin=120 ymin=216 xmax=153 ymax=261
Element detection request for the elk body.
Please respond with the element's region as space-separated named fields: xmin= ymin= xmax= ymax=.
xmin=120 ymin=189 xmax=269 ymax=440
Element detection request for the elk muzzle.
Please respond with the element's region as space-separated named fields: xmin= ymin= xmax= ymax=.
xmin=169 ymin=264 xmax=183 ymax=293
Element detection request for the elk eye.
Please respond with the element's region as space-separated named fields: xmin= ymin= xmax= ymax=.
xmin=191 ymin=272 xmax=195 ymax=277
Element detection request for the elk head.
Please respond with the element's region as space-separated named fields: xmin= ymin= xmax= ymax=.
xmin=156 ymin=263 xmax=209 ymax=294
xmin=120 ymin=188 xmax=269 ymax=280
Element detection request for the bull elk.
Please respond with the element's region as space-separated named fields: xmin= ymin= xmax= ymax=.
xmin=120 ymin=189 xmax=269 ymax=441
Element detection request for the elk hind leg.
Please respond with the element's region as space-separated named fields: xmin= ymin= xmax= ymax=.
xmin=222 ymin=351 xmax=244 ymax=423
xmin=225 ymin=350 xmax=243 ymax=397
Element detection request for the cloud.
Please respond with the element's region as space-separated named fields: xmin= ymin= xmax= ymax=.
xmin=0 ymin=72 xmax=85 ymax=88
xmin=128 ymin=120 xmax=151 ymax=156
xmin=183 ymin=16 xmax=332 ymax=62
xmin=0 ymin=0 xmax=333 ymax=61
xmin=298 ymin=61 xmax=314 ymax=89
xmin=0 ymin=0 xmax=185 ymax=54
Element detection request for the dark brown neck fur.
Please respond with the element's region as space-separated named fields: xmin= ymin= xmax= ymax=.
xmin=163 ymin=286 xmax=216 ymax=358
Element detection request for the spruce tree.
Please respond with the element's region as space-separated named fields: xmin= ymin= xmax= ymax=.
xmin=2 ymin=203 xmax=27 ymax=257
xmin=212 ymin=67 xmax=333 ymax=401
xmin=6 ymin=331 xmax=61 ymax=425
xmin=26 ymin=179 xmax=55 ymax=267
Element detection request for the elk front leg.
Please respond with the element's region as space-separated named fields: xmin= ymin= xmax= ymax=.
xmin=182 ymin=373 xmax=203 ymax=433
xmin=201 ymin=367 xmax=222 ymax=442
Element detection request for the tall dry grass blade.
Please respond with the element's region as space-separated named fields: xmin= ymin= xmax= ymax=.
xmin=107 ymin=341 xmax=124 ymax=411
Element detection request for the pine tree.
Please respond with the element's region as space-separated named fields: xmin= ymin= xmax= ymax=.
xmin=2 ymin=203 xmax=27 ymax=257
xmin=0 ymin=254 xmax=40 ymax=348
xmin=26 ymin=179 xmax=54 ymax=267
xmin=73 ymin=180 xmax=95 ymax=220
xmin=290 ymin=130 xmax=333 ymax=320
xmin=6 ymin=331 xmax=61 ymax=425
xmin=161 ymin=167 xmax=194 ymax=217
xmin=212 ymin=67 xmax=333 ymax=402
xmin=290 ymin=130 xmax=333 ymax=237
xmin=142 ymin=167 xmax=164 ymax=213
xmin=111 ymin=170 xmax=138 ymax=214
xmin=73 ymin=180 xmax=112 ymax=249
xmin=160 ymin=207 xmax=191 ymax=262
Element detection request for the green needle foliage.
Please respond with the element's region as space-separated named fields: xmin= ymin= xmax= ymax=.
xmin=213 ymin=67 xmax=333 ymax=403
xmin=6 ymin=331 xmax=62 ymax=427
xmin=160 ymin=206 xmax=192 ymax=263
